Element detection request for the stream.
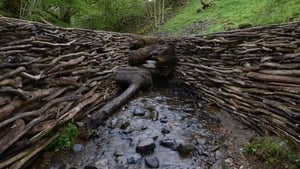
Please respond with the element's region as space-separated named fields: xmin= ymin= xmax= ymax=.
xmin=31 ymin=85 xmax=257 ymax=169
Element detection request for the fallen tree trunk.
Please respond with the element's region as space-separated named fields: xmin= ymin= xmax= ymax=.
xmin=0 ymin=17 xmax=299 ymax=168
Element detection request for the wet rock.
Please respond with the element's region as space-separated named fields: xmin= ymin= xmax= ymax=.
xmin=154 ymin=96 xmax=163 ymax=102
xmin=72 ymin=144 xmax=83 ymax=153
xmin=114 ymin=150 xmax=125 ymax=156
xmin=113 ymin=166 xmax=127 ymax=169
xmin=211 ymin=159 xmax=225 ymax=169
xmin=141 ymin=125 xmax=148 ymax=130
xmin=159 ymin=139 xmax=177 ymax=150
xmin=136 ymin=138 xmax=156 ymax=155
xmin=84 ymin=165 xmax=98 ymax=169
xmin=127 ymin=154 xmax=142 ymax=164
xmin=145 ymin=156 xmax=159 ymax=168
xmin=197 ymin=138 xmax=207 ymax=145
xmin=152 ymin=135 xmax=159 ymax=141
xmin=215 ymin=150 xmax=223 ymax=160
xmin=95 ymin=159 xmax=108 ymax=169
xmin=106 ymin=118 xmax=118 ymax=128
xmin=120 ymin=121 xmax=130 ymax=130
xmin=198 ymin=148 xmax=209 ymax=156
xmin=33 ymin=88 xmax=257 ymax=169
xmin=182 ymin=105 xmax=194 ymax=113
xmin=225 ymin=158 xmax=234 ymax=168
xmin=75 ymin=122 xmax=85 ymax=127
xmin=122 ymin=128 xmax=134 ymax=135
xmin=108 ymin=128 xmax=120 ymax=134
xmin=176 ymin=144 xmax=197 ymax=157
xmin=133 ymin=107 xmax=146 ymax=116
xmin=159 ymin=117 xmax=168 ymax=123
xmin=161 ymin=127 xmax=170 ymax=134
xmin=116 ymin=156 xmax=128 ymax=167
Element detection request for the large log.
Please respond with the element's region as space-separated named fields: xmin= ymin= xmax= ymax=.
xmin=0 ymin=17 xmax=299 ymax=168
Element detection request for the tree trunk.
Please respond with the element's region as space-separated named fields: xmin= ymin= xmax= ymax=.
xmin=27 ymin=0 xmax=36 ymax=17
xmin=154 ymin=0 xmax=157 ymax=27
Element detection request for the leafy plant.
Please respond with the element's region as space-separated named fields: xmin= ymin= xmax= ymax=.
xmin=244 ymin=136 xmax=300 ymax=168
xmin=46 ymin=123 xmax=78 ymax=152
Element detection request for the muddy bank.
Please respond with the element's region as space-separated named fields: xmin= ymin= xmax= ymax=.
xmin=31 ymin=86 xmax=257 ymax=169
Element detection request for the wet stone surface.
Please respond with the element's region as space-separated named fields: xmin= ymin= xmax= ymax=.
xmin=31 ymin=87 xmax=257 ymax=169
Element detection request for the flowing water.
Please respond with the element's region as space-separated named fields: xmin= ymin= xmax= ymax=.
xmin=31 ymin=86 xmax=257 ymax=169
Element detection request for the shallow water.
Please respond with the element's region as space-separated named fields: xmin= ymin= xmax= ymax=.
xmin=31 ymin=86 xmax=257 ymax=169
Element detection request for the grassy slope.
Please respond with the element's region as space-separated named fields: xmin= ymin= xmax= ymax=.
xmin=159 ymin=0 xmax=300 ymax=35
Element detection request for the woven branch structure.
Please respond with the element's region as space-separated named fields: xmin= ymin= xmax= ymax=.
xmin=0 ymin=17 xmax=299 ymax=168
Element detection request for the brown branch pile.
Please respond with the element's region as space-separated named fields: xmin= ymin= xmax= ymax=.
xmin=167 ymin=22 xmax=300 ymax=144
xmin=0 ymin=17 xmax=299 ymax=168
xmin=0 ymin=17 xmax=155 ymax=168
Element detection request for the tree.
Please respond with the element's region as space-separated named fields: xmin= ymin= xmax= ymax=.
xmin=150 ymin=0 xmax=166 ymax=27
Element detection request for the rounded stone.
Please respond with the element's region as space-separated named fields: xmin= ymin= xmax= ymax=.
xmin=136 ymin=138 xmax=156 ymax=155
xmin=84 ymin=165 xmax=98 ymax=169
xmin=72 ymin=144 xmax=83 ymax=153
xmin=176 ymin=144 xmax=197 ymax=157
xmin=127 ymin=154 xmax=142 ymax=164
xmin=106 ymin=118 xmax=118 ymax=128
xmin=120 ymin=121 xmax=130 ymax=130
xmin=133 ymin=107 xmax=146 ymax=116
xmin=159 ymin=117 xmax=168 ymax=123
xmin=215 ymin=150 xmax=223 ymax=160
xmin=95 ymin=159 xmax=108 ymax=169
xmin=145 ymin=156 xmax=159 ymax=168
xmin=159 ymin=139 xmax=177 ymax=150
xmin=161 ymin=127 xmax=170 ymax=134
xmin=197 ymin=138 xmax=207 ymax=145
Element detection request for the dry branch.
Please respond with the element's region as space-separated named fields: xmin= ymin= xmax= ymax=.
xmin=166 ymin=21 xmax=300 ymax=145
xmin=0 ymin=17 xmax=299 ymax=168
xmin=0 ymin=17 xmax=152 ymax=168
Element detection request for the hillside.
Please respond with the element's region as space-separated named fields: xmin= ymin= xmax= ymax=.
xmin=159 ymin=0 xmax=300 ymax=35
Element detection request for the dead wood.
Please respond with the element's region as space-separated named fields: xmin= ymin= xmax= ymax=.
xmin=89 ymin=67 xmax=152 ymax=128
xmin=0 ymin=17 xmax=299 ymax=168
xmin=0 ymin=17 xmax=157 ymax=168
xmin=165 ymin=21 xmax=300 ymax=145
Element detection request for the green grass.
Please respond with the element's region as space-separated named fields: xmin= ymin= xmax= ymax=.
xmin=244 ymin=136 xmax=300 ymax=168
xmin=46 ymin=123 xmax=78 ymax=152
xmin=159 ymin=0 xmax=300 ymax=35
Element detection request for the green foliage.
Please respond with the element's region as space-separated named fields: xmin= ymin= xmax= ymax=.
xmin=244 ymin=142 xmax=256 ymax=154
xmin=0 ymin=0 xmax=153 ymax=32
xmin=159 ymin=0 xmax=300 ymax=35
xmin=46 ymin=123 xmax=78 ymax=152
xmin=91 ymin=0 xmax=148 ymax=31
xmin=244 ymin=136 xmax=300 ymax=168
